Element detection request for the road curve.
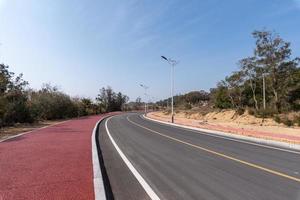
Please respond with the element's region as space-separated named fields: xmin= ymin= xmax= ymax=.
xmin=98 ymin=113 xmax=300 ymax=200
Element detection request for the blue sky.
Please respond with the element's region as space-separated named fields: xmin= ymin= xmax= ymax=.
xmin=0 ymin=0 xmax=300 ymax=102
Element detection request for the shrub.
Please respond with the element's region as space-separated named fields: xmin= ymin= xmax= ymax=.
xmin=293 ymin=116 xmax=300 ymax=126
xmin=282 ymin=118 xmax=293 ymax=127
xmin=236 ymin=107 xmax=245 ymax=115
xmin=184 ymin=103 xmax=192 ymax=110
xmin=29 ymin=89 xmax=78 ymax=120
xmin=274 ymin=115 xmax=281 ymax=124
xmin=255 ymin=108 xmax=278 ymax=118
xmin=248 ymin=108 xmax=256 ymax=116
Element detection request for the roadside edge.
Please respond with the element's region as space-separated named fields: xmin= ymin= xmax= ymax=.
xmin=0 ymin=120 xmax=70 ymax=143
xmin=93 ymin=114 xmax=118 ymax=200
xmin=143 ymin=114 xmax=300 ymax=151
xmin=105 ymin=116 xmax=160 ymax=200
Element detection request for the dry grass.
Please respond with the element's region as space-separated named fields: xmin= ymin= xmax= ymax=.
xmin=0 ymin=120 xmax=65 ymax=140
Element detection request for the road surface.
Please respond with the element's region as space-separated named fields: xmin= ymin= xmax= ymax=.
xmin=98 ymin=113 xmax=300 ymax=200
xmin=0 ymin=115 xmax=109 ymax=200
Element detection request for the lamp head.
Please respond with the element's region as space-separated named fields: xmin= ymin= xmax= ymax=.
xmin=161 ymin=56 xmax=168 ymax=61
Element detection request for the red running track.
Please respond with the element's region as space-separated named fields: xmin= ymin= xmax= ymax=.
xmin=0 ymin=114 xmax=113 ymax=200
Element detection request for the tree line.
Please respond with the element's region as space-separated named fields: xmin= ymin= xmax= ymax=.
xmin=212 ymin=30 xmax=299 ymax=115
xmin=157 ymin=30 xmax=300 ymax=122
xmin=156 ymin=90 xmax=210 ymax=110
xmin=0 ymin=64 xmax=128 ymax=128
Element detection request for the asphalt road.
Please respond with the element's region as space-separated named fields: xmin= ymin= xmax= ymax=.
xmin=99 ymin=113 xmax=300 ymax=200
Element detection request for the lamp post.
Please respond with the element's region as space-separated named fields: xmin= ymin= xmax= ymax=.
xmin=139 ymin=84 xmax=149 ymax=116
xmin=161 ymin=56 xmax=179 ymax=123
xmin=262 ymin=73 xmax=266 ymax=110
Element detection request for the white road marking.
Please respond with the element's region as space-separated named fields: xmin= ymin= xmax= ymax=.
xmin=127 ymin=116 xmax=300 ymax=184
xmin=92 ymin=119 xmax=107 ymax=200
xmin=142 ymin=115 xmax=300 ymax=155
xmin=105 ymin=117 xmax=161 ymax=200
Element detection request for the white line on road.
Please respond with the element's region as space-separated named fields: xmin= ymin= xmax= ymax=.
xmin=92 ymin=119 xmax=107 ymax=200
xmin=128 ymin=116 xmax=300 ymax=183
xmin=105 ymin=117 xmax=161 ymax=200
xmin=143 ymin=115 xmax=300 ymax=154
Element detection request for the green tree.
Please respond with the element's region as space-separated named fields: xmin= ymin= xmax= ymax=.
xmin=0 ymin=64 xmax=31 ymax=126
xmin=286 ymin=67 xmax=300 ymax=110
xmin=29 ymin=84 xmax=78 ymax=120
xmin=96 ymin=86 xmax=129 ymax=112
xmin=210 ymin=85 xmax=232 ymax=109
xmin=223 ymin=71 xmax=245 ymax=109
xmin=239 ymin=57 xmax=260 ymax=110
xmin=253 ymin=30 xmax=299 ymax=112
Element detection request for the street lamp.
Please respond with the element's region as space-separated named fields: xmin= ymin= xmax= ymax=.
xmin=139 ymin=84 xmax=149 ymax=115
xmin=161 ymin=56 xmax=179 ymax=123
xmin=262 ymin=73 xmax=266 ymax=110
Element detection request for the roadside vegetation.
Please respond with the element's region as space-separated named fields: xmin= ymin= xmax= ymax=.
xmin=0 ymin=64 xmax=129 ymax=129
xmin=1 ymin=29 xmax=299 ymax=129
xmin=157 ymin=30 xmax=300 ymax=126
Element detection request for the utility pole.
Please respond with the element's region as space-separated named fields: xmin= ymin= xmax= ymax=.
xmin=171 ymin=63 xmax=174 ymax=123
xmin=161 ymin=56 xmax=179 ymax=123
xmin=263 ymin=73 xmax=266 ymax=110
xmin=139 ymin=84 xmax=149 ymax=116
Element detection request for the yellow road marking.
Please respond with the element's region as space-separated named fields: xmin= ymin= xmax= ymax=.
xmin=126 ymin=116 xmax=300 ymax=184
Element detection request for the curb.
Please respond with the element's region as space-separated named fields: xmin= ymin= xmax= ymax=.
xmin=143 ymin=115 xmax=300 ymax=152
xmin=92 ymin=115 xmax=116 ymax=200
xmin=92 ymin=118 xmax=107 ymax=200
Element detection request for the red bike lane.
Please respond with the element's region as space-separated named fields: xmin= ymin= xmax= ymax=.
xmin=0 ymin=114 xmax=112 ymax=200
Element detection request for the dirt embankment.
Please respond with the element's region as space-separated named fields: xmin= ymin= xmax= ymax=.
xmin=148 ymin=110 xmax=300 ymax=144
xmin=177 ymin=110 xmax=278 ymax=125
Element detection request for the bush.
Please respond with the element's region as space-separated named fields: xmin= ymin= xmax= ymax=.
xmin=236 ymin=107 xmax=245 ymax=115
xmin=255 ymin=108 xmax=278 ymax=118
xmin=293 ymin=116 xmax=300 ymax=126
xmin=211 ymin=86 xmax=232 ymax=109
xmin=1 ymin=64 xmax=129 ymax=128
xmin=4 ymin=98 xmax=34 ymax=124
xmin=248 ymin=108 xmax=256 ymax=116
xmin=274 ymin=115 xmax=281 ymax=124
xmin=282 ymin=118 xmax=293 ymax=127
xmin=184 ymin=103 xmax=192 ymax=110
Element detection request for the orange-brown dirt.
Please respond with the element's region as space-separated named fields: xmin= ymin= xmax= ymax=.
xmin=148 ymin=110 xmax=300 ymax=144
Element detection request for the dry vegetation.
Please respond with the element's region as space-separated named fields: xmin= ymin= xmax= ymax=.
xmin=167 ymin=108 xmax=300 ymax=127
xmin=0 ymin=120 xmax=64 ymax=140
xmin=152 ymin=109 xmax=300 ymax=140
xmin=156 ymin=30 xmax=300 ymax=129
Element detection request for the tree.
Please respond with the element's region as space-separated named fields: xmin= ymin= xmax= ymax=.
xmin=0 ymin=64 xmax=13 ymax=126
xmin=253 ymin=30 xmax=299 ymax=112
xmin=239 ymin=57 xmax=260 ymax=110
xmin=115 ymin=92 xmax=129 ymax=111
xmin=184 ymin=91 xmax=210 ymax=105
xmin=96 ymin=87 xmax=109 ymax=112
xmin=81 ymin=98 xmax=93 ymax=115
xmin=0 ymin=64 xmax=13 ymax=94
xmin=223 ymin=71 xmax=245 ymax=109
xmin=0 ymin=65 xmax=32 ymax=126
xmin=286 ymin=67 xmax=300 ymax=110
xmin=96 ymin=86 xmax=128 ymax=112
xmin=29 ymin=84 xmax=78 ymax=120
xmin=210 ymin=85 xmax=232 ymax=109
